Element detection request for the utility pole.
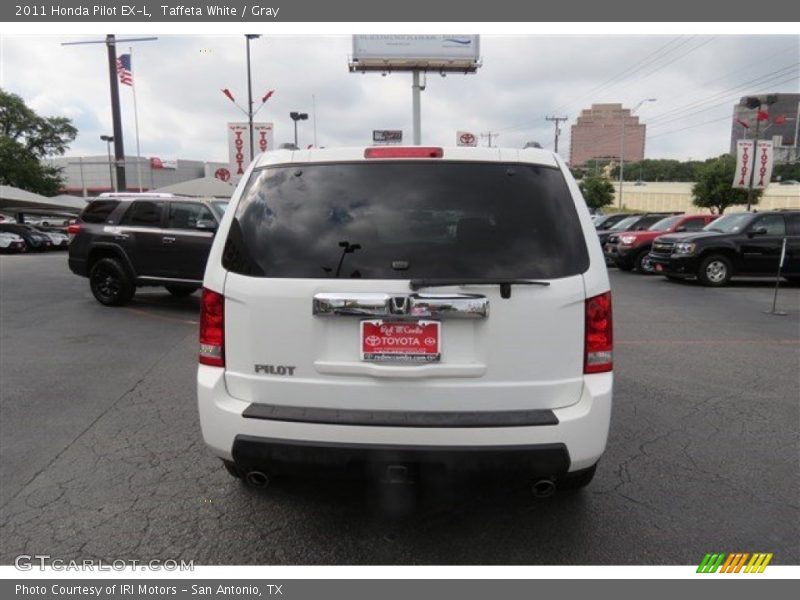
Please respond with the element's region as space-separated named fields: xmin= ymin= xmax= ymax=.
xmin=62 ymin=34 xmax=157 ymax=193
xmin=545 ymin=116 xmax=568 ymax=153
xmin=481 ymin=132 xmax=499 ymax=148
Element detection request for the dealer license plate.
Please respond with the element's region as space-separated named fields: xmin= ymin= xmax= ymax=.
xmin=360 ymin=320 xmax=441 ymax=363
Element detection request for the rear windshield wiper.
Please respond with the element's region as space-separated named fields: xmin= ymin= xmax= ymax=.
xmin=409 ymin=278 xmax=550 ymax=299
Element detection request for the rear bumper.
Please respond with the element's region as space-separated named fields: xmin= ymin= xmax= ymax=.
xmin=198 ymin=366 xmax=613 ymax=474
xmin=232 ymin=435 xmax=570 ymax=476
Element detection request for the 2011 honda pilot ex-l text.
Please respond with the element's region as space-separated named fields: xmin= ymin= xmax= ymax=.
xmin=197 ymin=146 xmax=613 ymax=494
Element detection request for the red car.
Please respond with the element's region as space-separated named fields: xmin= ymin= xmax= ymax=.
xmin=604 ymin=213 xmax=717 ymax=273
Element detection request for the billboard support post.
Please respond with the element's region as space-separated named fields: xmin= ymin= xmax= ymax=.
xmin=349 ymin=36 xmax=481 ymax=148
xmin=412 ymin=71 xmax=422 ymax=145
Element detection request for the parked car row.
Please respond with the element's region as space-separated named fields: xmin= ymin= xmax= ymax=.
xmin=598 ymin=210 xmax=800 ymax=286
xmin=0 ymin=223 xmax=70 ymax=252
xmin=0 ymin=231 xmax=27 ymax=253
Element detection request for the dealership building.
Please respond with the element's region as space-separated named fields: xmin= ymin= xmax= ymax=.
xmin=46 ymin=155 xmax=232 ymax=197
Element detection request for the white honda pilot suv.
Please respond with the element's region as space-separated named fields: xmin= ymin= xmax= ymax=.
xmin=198 ymin=146 xmax=612 ymax=495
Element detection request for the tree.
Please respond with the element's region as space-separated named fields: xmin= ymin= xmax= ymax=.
xmin=773 ymin=161 xmax=800 ymax=182
xmin=0 ymin=89 xmax=77 ymax=195
xmin=579 ymin=174 xmax=615 ymax=210
xmin=691 ymin=154 xmax=761 ymax=215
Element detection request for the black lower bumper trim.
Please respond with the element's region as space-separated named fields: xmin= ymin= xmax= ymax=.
xmin=232 ymin=435 xmax=571 ymax=475
xmin=242 ymin=403 xmax=558 ymax=427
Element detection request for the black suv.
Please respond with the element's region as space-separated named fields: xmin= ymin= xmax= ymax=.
xmin=648 ymin=210 xmax=800 ymax=286
xmin=68 ymin=193 xmax=227 ymax=305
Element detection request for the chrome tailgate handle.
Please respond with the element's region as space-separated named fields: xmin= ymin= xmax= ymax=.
xmin=313 ymin=292 xmax=488 ymax=319
xmin=312 ymin=293 xmax=391 ymax=316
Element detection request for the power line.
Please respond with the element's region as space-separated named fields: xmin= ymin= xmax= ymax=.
xmin=497 ymin=36 xmax=716 ymax=137
xmin=566 ymin=68 xmax=799 ymax=156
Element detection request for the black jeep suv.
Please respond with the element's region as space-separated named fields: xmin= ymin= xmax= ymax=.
xmin=648 ymin=210 xmax=800 ymax=286
xmin=68 ymin=193 xmax=227 ymax=305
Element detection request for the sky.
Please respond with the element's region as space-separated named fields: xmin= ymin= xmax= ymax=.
xmin=1 ymin=34 xmax=798 ymax=164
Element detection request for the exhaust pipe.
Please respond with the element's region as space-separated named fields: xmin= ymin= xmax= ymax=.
xmin=532 ymin=478 xmax=556 ymax=498
xmin=245 ymin=470 xmax=270 ymax=488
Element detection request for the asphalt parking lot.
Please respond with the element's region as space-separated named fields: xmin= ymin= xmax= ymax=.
xmin=1 ymin=252 xmax=798 ymax=565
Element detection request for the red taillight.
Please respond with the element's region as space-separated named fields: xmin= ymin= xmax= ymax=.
xmin=67 ymin=223 xmax=81 ymax=235
xmin=364 ymin=146 xmax=443 ymax=159
xmin=199 ymin=287 xmax=225 ymax=367
xmin=584 ymin=291 xmax=613 ymax=374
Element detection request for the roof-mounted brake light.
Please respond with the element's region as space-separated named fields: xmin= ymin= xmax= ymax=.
xmin=364 ymin=147 xmax=443 ymax=159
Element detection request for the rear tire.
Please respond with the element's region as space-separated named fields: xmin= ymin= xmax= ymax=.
xmin=557 ymin=463 xmax=597 ymax=492
xmin=89 ymin=257 xmax=135 ymax=306
xmin=165 ymin=284 xmax=199 ymax=297
xmin=697 ymin=254 xmax=732 ymax=287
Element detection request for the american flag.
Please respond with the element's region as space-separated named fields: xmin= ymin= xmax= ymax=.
xmin=116 ymin=54 xmax=133 ymax=86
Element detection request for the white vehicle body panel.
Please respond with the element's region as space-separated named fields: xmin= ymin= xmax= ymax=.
xmin=199 ymin=146 xmax=612 ymax=475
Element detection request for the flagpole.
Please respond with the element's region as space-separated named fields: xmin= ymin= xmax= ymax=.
xmin=130 ymin=46 xmax=143 ymax=192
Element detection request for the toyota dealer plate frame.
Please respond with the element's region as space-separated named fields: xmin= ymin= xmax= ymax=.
xmin=360 ymin=320 xmax=441 ymax=363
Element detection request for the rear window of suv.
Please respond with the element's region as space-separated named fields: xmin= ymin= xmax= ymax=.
xmin=222 ymin=161 xmax=589 ymax=280
xmin=81 ymin=200 xmax=120 ymax=224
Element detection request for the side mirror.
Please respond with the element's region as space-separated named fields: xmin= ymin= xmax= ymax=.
xmin=750 ymin=227 xmax=768 ymax=236
xmin=196 ymin=219 xmax=217 ymax=231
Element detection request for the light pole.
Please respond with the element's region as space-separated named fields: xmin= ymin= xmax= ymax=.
xmin=619 ymin=98 xmax=656 ymax=208
xmin=290 ymin=112 xmax=308 ymax=147
xmin=245 ymin=34 xmax=261 ymax=162
xmin=100 ymin=135 xmax=116 ymax=192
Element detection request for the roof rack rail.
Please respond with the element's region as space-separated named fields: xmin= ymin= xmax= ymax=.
xmin=97 ymin=192 xmax=177 ymax=199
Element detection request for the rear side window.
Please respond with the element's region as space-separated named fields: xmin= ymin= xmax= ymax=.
xmin=120 ymin=201 xmax=164 ymax=227
xmin=81 ymin=200 xmax=120 ymax=223
xmin=222 ymin=161 xmax=589 ymax=279
xmin=167 ymin=203 xmax=215 ymax=230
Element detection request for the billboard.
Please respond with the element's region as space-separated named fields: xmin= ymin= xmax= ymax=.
xmin=733 ymin=140 xmax=774 ymax=190
xmin=373 ymin=130 xmax=403 ymax=144
xmin=149 ymin=157 xmax=177 ymax=170
xmin=228 ymin=122 xmax=275 ymax=178
xmin=350 ymin=35 xmax=480 ymax=72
